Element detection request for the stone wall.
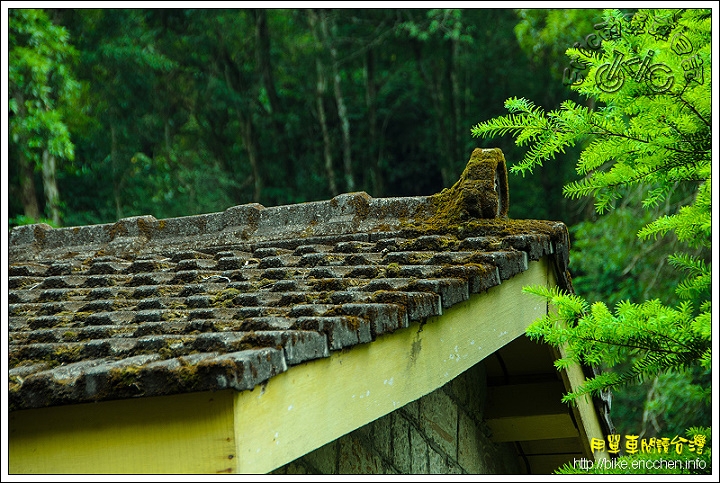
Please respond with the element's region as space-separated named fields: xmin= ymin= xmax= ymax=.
xmin=272 ymin=361 xmax=523 ymax=475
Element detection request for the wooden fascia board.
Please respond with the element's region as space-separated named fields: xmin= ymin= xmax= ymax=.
xmin=546 ymin=267 xmax=612 ymax=462
xmin=9 ymin=257 xmax=560 ymax=474
xmin=554 ymin=344 xmax=611 ymax=462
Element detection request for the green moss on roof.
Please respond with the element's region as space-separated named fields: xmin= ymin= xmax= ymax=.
xmin=7 ymin=147 xmax=573 ymax=412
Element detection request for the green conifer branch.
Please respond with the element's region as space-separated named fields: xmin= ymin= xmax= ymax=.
xmin=472 ymin=11 xmax=711 ymax=457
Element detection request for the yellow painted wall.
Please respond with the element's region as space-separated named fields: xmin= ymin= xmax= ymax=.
xmin=9 ymin=390 xmax=237 ymax=474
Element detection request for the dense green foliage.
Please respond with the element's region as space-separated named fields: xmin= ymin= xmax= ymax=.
xmin=8 ymin=8 xmax=583 ymax=228
xmin=9 ymin=9 xmax=79 ymax=226
xmin=472 ymin=8 xmax=711 ymax=472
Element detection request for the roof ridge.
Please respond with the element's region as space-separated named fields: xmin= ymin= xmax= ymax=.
xmin=9 ymin=192 xmax=433 ymax=254
xmin=9 ymin=148 xmax=509 ymax=258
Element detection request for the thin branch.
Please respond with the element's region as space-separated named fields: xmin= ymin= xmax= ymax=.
xmin=568 ymin=334 xmax=695 ymax=356
xmin=561 ymin=318 xmax=705 ymax=355
xmin=674 ymin=92 xmax=711 ymax=128
xmin=586 ymin=124 xmax=707 ymax=157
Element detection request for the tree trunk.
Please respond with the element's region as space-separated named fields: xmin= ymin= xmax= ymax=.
xmin=13 ymin=91 xmax=41 ymax=221
xmin=450 ymin=37 xmax=462 ymax=167
xmin=253 ymin=8 xmax=295 ymax=186
xmin=364 ymin=48 xmax=383 ymax=197
xmin=41 ymin=150 xmax=61 ymax=226
xmin=240 ymin=112 xmax=262 ymax=203
xmin=223 ymin=64 xmax=262 ymax=202
xmin=320 ymin=11 xmax=354 ymax=193
xmin=253 ymin=9 xmax=281 ymax=116
xmin=164 ymin=118 xmax=172 ymax=158
xmin=412 ymin=40 xmax=453 ymax=187
xmin=18 ymin=150 xmax=41 ymax=221
xmin=308 ymin=10 xmax=338 ymax=197
xmin=316 ymin=60 xmax=338 ymax=196
xmin=111 ymin=124 xmax=122 ymax=220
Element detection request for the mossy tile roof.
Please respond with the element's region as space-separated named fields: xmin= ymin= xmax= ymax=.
xmin=8 ymin=148 xmax=573 ymax=411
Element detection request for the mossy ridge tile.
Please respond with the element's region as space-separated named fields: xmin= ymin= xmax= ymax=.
xmin=342 ymin=253 xmax=382 ymax=266
xmin=102 ymin=348 xmax=287 ymax=396
xmin=332 ymin=240 xmax=376 ymax=253
xmin=292 ymin=244 xmax=324 ymax=255
xmin=272 ymin=330 xmax=329 ymax=364
xmin=464 ymin=250 xmax=528 ymax=281
xmin=298 ymin=252 xmax=340 ymax=267
xmin=82 ymin=310 xmax=135 ymax=326
xmin=86 ymin=286 xmax=129 ymax=300
xmin=345 ymin=265 xmax=381 ymax=279
xmin=308 ymin=266 xmax=352 ymax=279
xmin=9 ymin=263 xmax=49 ymax=277
xmin=369 ymin=291 xmax=442 ymax=321
xmin=27 ymin=315 xmax=68 ymax=330
xmin=294 ymin=315 xmax=373 ymax=350
xmin=29 ymin=288 xmax=83 ymax=304
xmin=252 ymin=232 xmax=368 ymax=251
xmin=9 ymin=340 xmax=116 ymax=366
xmin=426 ymin=251 xmax=477 ymax=265
xmin=8 ymin=316 xmax=33 ymax=333
xmin=257 ymin=255 xmax=289 ymax=269
xmin=126 ymin=259 xmax=175 ymax=274
xmin=11 ymin=328 xmax=60 ymax=344
xmin=85 ymin=260 xmax=133 ymax=275
xmin=125 ymin=272 xmax=175 ymax=287
xmin=434 ymin=264 xmax=500 ymax=294
xmin=501 ymin=233 xmax=553 ymax=261
xmin=9 ymin=302 xmax=44 ymax=317
xmin=169 ymin=249 xmax=215 ymax=262
xmin=253 ymin=246 xmax=293 ymax=258
xmin=399 ymin=234 xmax=460 ymax=252
xmin=193 ymin=330 xmax=329 ymax=365
xmin=407 ymin=278 xmax=470 ymax=309
xmin=383 ymin=251 xmax=434 ymax=265
xmin=359 ymin=278 xmax=415 ymax=292
xmin=15 ymin=326 xmax=125 ymax=344
xmin=17 ymin=354 xmax=162 ymax=409
xmin=396 ymin=265 xmax=439 ymax=278
xmin=332 ymin=302 xmax=409 ymax=337
xmin=288 ymin=304 xmax=336 ymax=317
xmin=232 ymin=316 xmax=296 ymax=331
xmin=130 ymin=320 xmax=194 ymax=338
xmin=216 ymin=256 xmax=252 ymax=270
xmin=8 ymin=276 xmax=44 ymax=290
xmin=8 ymin=292 xmax=31 ymax=304
xmin=9 ymin=362 xmax=53 ymax=378
xmin=175 ymin=258 xmax=219 ymax=271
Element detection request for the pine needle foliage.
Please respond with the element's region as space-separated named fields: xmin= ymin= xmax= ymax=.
xmin=472 ymin=8 xmax=711 ymax=469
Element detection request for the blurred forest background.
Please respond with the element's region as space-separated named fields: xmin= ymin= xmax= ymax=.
xmin=8 ymin=8 xmax=711 ymax=440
